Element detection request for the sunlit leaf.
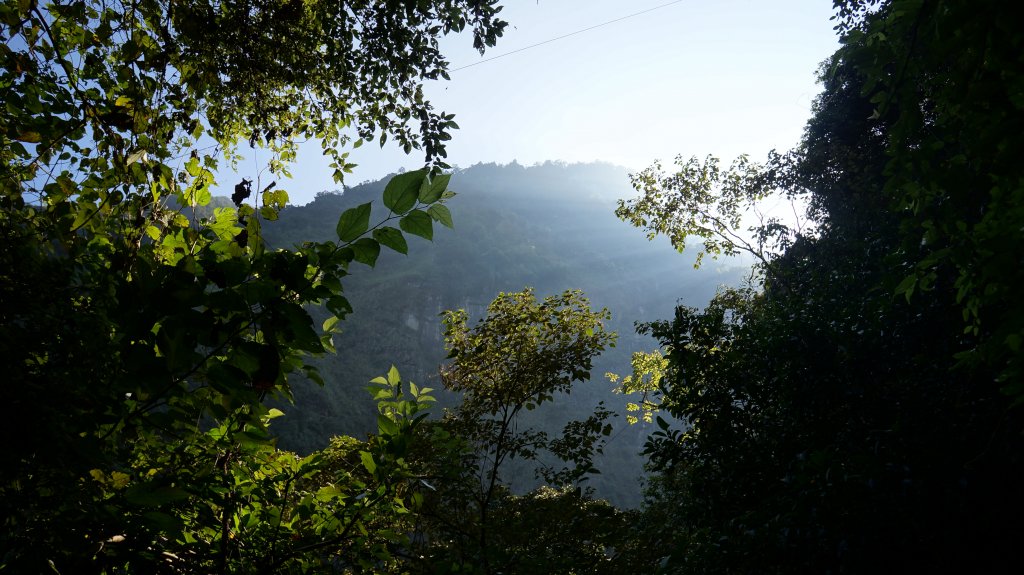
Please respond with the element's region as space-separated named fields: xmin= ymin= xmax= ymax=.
xmin=336 ymin=202 xmax=372 ymax=242
xmin=383 ymin=169 xmax=426 ymax=214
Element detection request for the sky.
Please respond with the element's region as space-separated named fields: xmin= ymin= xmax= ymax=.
xmin=224 ymin=0 xmax=841 ymax=206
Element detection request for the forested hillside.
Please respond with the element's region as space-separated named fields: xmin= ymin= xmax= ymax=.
xmin=3 ymin=0 xmax=1023 ymax=573
xmin=258 ymin=161 xmax=744 ymax=505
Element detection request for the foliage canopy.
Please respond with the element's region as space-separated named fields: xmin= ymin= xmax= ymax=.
xmin=0 ymin=0 xmax=506 ymax=571
xmin=615 ymin=1 xmax=1024 ymax=572
xmin=410 ymin=289 xmax=636 ymax=574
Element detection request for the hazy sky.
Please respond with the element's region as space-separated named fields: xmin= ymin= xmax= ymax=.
xmin=224 ymin=1 xmax=841 ymax=206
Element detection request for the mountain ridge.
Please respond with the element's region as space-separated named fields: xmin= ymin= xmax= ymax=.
xmin=259 ymin=161 xmax=749 ymax=506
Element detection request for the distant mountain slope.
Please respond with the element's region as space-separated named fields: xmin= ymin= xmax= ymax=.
xmin=261 ymin=161 xmax=748 ymax=506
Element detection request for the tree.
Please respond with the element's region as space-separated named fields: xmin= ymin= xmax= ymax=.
xmin=616 ymin=154 xmax=784 ymax=271
xmin=617 ymin=2 xmax=1024 ymax=572
xmin=399 ymin=289 xmax=630 ymax=574
xmin=440 ymin=288 xmax=616 ymax=489
xmin=835 ymin=0 xmax=1024 ymax=403
xmin=0 ymin=1 xmax=507 ymax=571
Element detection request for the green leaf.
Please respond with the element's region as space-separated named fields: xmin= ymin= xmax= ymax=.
xmin=373 ymin=226 xmax=408 ymax=254
xmin=427 ymin=204 xmax=454 ymax=228
xmin=377 ymin=413 xmax=399 ymax=436
xmin=316 ymin=485 xmax=344 ymax=501
xmin=371 ymin=387 xmax=394 ymax=400
xmin=383 ymin=169 xmax=427 ymax=214
xmin=323 ymin=315 xmax=340 ymax=333
xmin=360 ymin=451 xmax=377 ymax=474
xmin=326 ymin=295 xmax=353 ymax=318
xmin=259 ymin=206 xmax=279 ymax=221
xmin=387 ymin=365 xmax=401 ymax=385
xmin=336 ymin=202 xmax=372 ymax=242
xmin=305 ymin=365 xmax=326 ymax=387
xmin=278 ymin=301 xmax=321 ymax=353
xmin=351 ymin=237 xmax=380 ymax=267
xmin=185 ymin=156 xmax=201 ymax=177
xmin=419 ymin=173 xmax=451 ymax=203
xmin=263 ymin=188 xmax=288 ymax=209
xmin=399 ymin=210 xmax=433 ymax=241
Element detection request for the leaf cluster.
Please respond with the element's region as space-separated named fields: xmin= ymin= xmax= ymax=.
xmin=397 ymin=289 xmax=631 ymax=574
xmin=0 ymin=1 xmax=501 ymax=571
xmin=622 ymin=2 xmax=1024 ymax=572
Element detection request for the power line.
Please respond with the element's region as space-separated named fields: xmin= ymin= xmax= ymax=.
xmin=451 ymin=0 xmax=685 ymax=72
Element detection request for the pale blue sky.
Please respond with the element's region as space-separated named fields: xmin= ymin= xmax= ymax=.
xmin=224 ymin=1 xmax=840 ymax=206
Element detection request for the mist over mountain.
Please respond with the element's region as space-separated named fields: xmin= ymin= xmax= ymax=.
xmin=261 ymin=161 xmax=749 ymax=506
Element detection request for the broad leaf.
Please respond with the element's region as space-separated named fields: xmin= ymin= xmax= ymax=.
xmin=336 ymin=202 xmax=372 ymax=242
xmin=427 ymin=204 xmax=454 ymax=228
xmin=419 ymin=172 xmax=451 ymax=203
xmin=399 ymin=209 xmax=433 ymax=241
xmin=360 ymin=451 xmax=377 ymax=474
xmin=351 ymin=237 xmax=381 ymax=267
xmin=373 ymin=226 xmax=408 ymax=254
xmin=383 ymin=169 xmax=427 ymax=214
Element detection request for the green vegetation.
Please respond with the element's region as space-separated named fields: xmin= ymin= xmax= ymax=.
xmin=0 ymin=0 xmax=507 ymax=571
xmin=402 ymin=288 xmax=643 ymax=573
xmin=615 ymin=1 xmax=1024 ymax=572
xmin=259 ymin=162 xmax=737 ymax=509
xmin=3 ymin=0 xmax=1023 ymax=573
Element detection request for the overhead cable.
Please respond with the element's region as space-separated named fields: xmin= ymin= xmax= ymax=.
xmin=451 ymin=0 xmax=686 ymax=72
